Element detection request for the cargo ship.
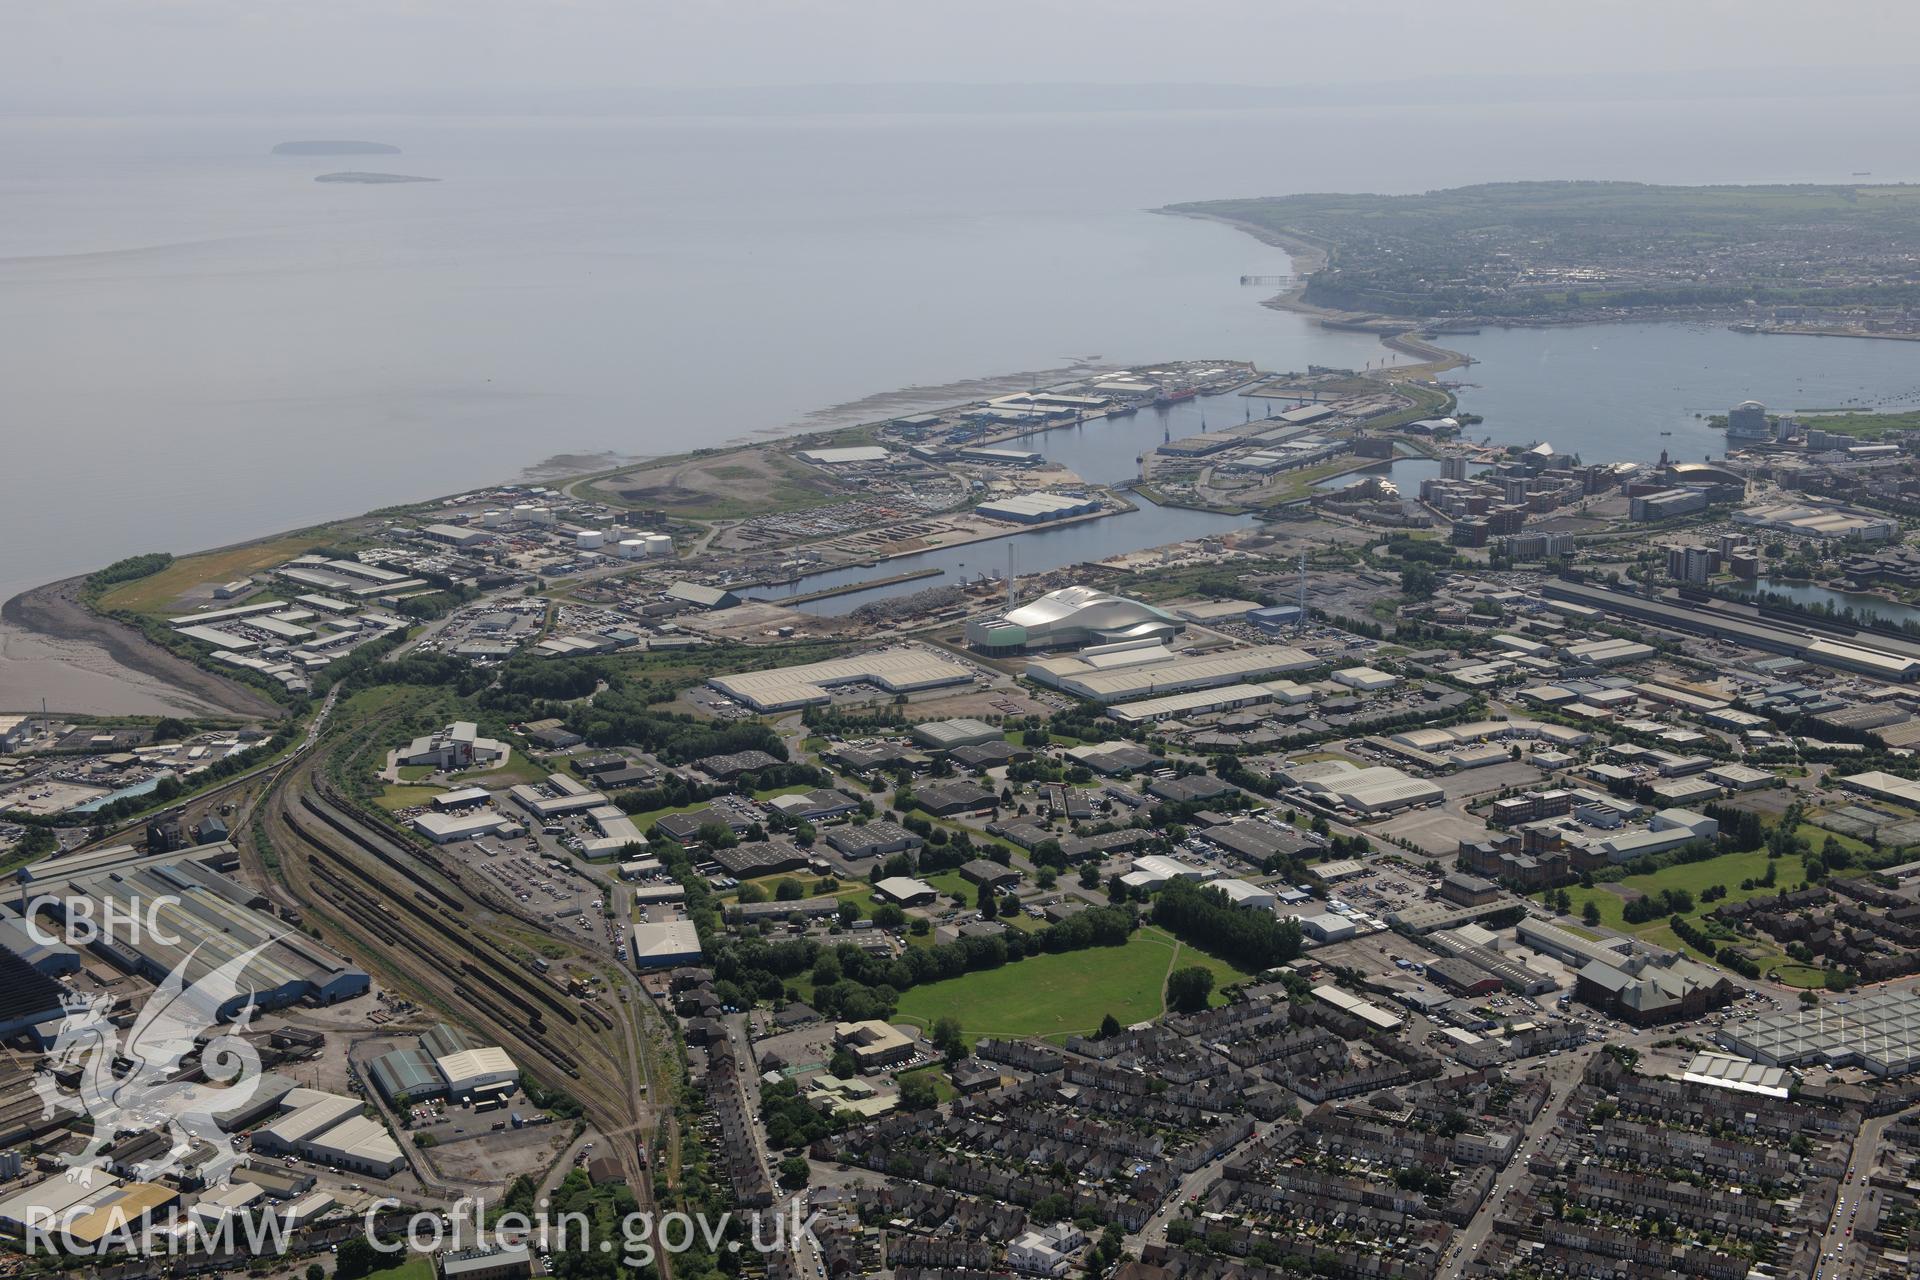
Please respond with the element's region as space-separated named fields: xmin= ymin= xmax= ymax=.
xmin=1153 ymin=387 xmax=1198 ymax=407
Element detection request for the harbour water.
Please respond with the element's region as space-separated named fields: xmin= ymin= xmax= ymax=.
xmin=1311 ymin=456 xmax=1444 ymax=493
xmin=70 ymin=774 xmax=168 ymax=813
xmin=754 ymin=394 xmax=1266 ymax=615
xmin=1445 ymin=323 xmax=1920 ymax=464
xmin=1737 ymin=577 xmax=1920 ymax=632
xmin=752 ymin=491 xmax=1249 ymax=617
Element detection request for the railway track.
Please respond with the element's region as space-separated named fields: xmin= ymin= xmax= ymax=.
xmin=259 ymin=741 xmax=674 ymax=1269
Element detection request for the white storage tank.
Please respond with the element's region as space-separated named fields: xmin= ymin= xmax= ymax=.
xmin=575 ymin=529 xmax=606 ymax=551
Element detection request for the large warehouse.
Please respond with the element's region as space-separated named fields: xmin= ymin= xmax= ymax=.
xmin=965 ymin=586 xmax=1182 ymax=654
xmin=1027 ymin=643 xmax=1318 ymax=704
xmin=709 ymin=647 xmax=974 ymax=713
xmin=20 ymin=842 xmax=368 ymax=1016
xmin=974 ymin=493 xmax=1102 ymax=524
xmin=1716 ymin=988 xmax=1920 ymax=1076
xmin=1107 ymin=683 xmax=1274 ymax=723
xmin=252 ymin=1087 xmax=405 ymax=1177
xmin=1277 ymin=759 xmax=1444 ymax=814
xmin=1542 ymin=580 xmax=1920 ymax=682
xmin=370 ymin=1023 xmax=519 ymax=1103
xmin=631 ymin=919 xmax=705 ymax=968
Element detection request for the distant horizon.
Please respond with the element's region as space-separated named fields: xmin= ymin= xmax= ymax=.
xmin=7 ymin=65 xmax=1920 ymax=118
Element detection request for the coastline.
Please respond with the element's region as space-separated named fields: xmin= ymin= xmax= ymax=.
xmin=1156 ymin=208 xmax=1471 ymax=378
xmin=1167 ymin=205 xmax=1920 ymax=376
xmin=0 ymin=576 xmax=284 ymax=720
xmin=15 ymin=204 xmax=1782 ymax=718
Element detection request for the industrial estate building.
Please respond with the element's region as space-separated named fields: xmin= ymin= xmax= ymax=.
xmin=910 ymin=718 xmax=1004 ymax=750
xmin=20 ymin=842 xmax=368 ymax=1016
xmin=974 ymin=492 xmax=1102 ymax=524
xmin=630 ymin=919 xmax=704 ymax=968
xmin=397 ymin=721 xmax=508 ymax=771
xmin=1733 ymin=501 xmax=1898 ymax=543
xmin=1026 ymin=643 xmax=1317 ymax=704
xmin=251 ymin=1087 xmax=406 ymax=1177
xmin=1716 ymin=988 xmax=1920 ymax=1076
xmin=1275 ymin=759 xmax=1444 ymax=814
xmin=708 ymin=648 xmax=974 ymax=713
xmin=371 ymin=1024 xmax=522 ymax=1104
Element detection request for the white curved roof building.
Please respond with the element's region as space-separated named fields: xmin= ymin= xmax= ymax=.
xmin=965 ymin=586 xmax=1181 ymax=653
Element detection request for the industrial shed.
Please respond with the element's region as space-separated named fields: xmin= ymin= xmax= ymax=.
xmin=370 ymin=1046 xmax=446 ymax=1104
xmin=435 ymin=1046 xmax=520 ymax=1098
xmin=708 ymin=648 xmax=974 ymax=712
xmin=22 ymin=842 xmax=368 ymax=1016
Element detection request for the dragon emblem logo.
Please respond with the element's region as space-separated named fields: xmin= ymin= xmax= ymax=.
xmin=36 ymin=942 xmax=274 ymax=1189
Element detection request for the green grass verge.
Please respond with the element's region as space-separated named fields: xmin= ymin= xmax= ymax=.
xmin=896 ymin=1064 xmax=959 ymax=1104
xmin=95 ymin=533 xmax=332 ymax=615
xmin=371 ymin=784 xmax=445 ymax=812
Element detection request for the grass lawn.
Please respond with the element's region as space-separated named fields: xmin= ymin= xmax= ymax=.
xmin=894 ymin=926 xmax=1249 ymax=1041
xmin=1796 ymin=821 xmax=1872 ymax=861
xmin=1562 ymin=849 xmax=1807 ymax=933
xmin=626 ymin=799 xmax=719 ymax=832
xmin=1559 ymin=848 xmax=1810 ymax=965
xmin=1000 ymin=729 xmax=1084 ymax=748
xmin=923 ymin=869 xmax=978 ymax=903
xmin=366 ymin=1257 xmax=435 ymax=1280
xmin=1774 ymin=964 xmax=1832 ymax=989
xmin=1788 ymin=408 xmax=1920 ymax=438
xmin=396 ymin=764 xmax=436 ymax=781
xmin=1254 ymin=457 xmax=1374 ymax=505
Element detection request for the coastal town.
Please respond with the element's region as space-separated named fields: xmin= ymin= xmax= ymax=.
xmin=12 ymin=340 xmax=1920 ymax=1280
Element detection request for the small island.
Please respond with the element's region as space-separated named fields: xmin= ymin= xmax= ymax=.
xmin=314 ymin=172 xmax=437 ymax=184
xmin=271 ymin=140 xmax=401 ymax=156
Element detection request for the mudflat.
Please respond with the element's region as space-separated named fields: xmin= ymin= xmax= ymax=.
xmin=0 ymin=577 xmax=283 ymax=719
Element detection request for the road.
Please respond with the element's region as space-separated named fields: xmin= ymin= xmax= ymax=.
xmin=724 ymin=1012 xmax=828 ymax=1278
xmin=539 ymin=1128 xmax=600 ymax=1199
xmin=1814 ymin=1109 xmax=1893 ymax=1278
xmin=1127 ymin=1125 xmax=1265 ymax=1255
xmin=1436 ymin=1044 xmax=1599 ymax=1279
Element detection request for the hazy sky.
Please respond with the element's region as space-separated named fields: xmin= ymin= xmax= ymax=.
xmin=8 ymin=0 xmax=1920 ymax=112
